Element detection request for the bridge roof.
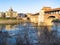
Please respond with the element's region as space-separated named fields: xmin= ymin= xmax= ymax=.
xmin=45 ymin=8 xmax=60 ymax=12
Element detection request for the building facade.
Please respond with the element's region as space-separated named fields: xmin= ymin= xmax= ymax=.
xmin=38 ymin=7 xmax=60 ymax=25
xmin=5 ymin=8 xmax=18 ymax=18
xmin=26 ymin=13 xmax=39 ymax=23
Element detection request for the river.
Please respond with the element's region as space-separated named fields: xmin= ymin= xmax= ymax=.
xmin=0 ymin=22 xmax=60 ymax=45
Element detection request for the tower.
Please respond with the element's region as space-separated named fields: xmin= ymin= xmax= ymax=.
xmin=38 ymin=10 xmax=45 ymax=25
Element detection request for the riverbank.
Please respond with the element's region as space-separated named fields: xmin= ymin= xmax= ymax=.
xmin=0 ymin=19 xmax=27 ymax=25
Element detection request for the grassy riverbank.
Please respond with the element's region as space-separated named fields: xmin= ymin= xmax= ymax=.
xmin=0 ymin=18 xmax=27 ymax=24
xmin=0 ymin=18 xmax=16 ymax=20
xmin=0 ymin=17 xmax=31 ymax=24
xmin=0 ymin=20 xmax=20 ymax=24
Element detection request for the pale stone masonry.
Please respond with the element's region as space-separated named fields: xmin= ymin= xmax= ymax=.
xmin=38 ymin=10 xmax=45 ymax=23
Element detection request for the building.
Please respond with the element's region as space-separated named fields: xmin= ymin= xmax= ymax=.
xmin=38 ymin=7 xmax=60 ymax=25
xmin=26 ymin=13 xmax=39 ymax=23
xmin=5 ymin=7 xmax=18 ymax=18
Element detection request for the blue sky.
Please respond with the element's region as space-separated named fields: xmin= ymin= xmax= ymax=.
xmin=0 ymin=0 xmax=60 ymax=13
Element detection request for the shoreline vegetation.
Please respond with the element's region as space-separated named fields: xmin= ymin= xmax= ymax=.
xmin=0 ymin=20 xmax=20 ymax=25
xmin=0 ymin=18 xmax=27 ymax=24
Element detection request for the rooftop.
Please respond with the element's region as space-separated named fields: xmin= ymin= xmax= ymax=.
xmin=42 ymin=7 xmax=60 ymax=12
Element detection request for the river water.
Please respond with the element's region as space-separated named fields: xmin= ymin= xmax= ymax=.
xmin=0 ymin=22 xmax=60 ymax=45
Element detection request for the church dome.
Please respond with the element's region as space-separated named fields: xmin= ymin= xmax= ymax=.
xmin=9 ymin=7 xmax=13 ymax=11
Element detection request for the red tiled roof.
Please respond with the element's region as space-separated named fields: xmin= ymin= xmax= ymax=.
xmin=45 ymin=8 xmax=60 ymax=12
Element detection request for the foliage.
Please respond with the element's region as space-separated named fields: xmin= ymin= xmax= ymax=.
xmin=0 ymin=17 xmax=17 ymax=20
xmin=52 ymin=19 xmax=60 ymax=23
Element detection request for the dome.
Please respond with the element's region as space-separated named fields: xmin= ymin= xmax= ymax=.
xmin=9 ymin=7 xmax=13 ymax=11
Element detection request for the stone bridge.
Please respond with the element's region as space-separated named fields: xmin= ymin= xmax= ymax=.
xmin=26 ymin=7 xmax=60 ymax=26
xmin=44 ymin=14 xmax=59 ymax=25
xmin=38 ymin=7 xmax=60 ymax=25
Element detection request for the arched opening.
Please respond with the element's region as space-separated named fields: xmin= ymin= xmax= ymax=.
xmin=25 ymin=15 xmax=27 ymax=17
xmin=48 ymin=16 xmax=55 ymax=19
xmin=27 ymin=17 xmax=30 ymax=20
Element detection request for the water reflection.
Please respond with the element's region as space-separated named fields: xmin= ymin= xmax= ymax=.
xmin=5 ymin=25 xmax=13 ymax=30
xmin=0 ymin=22 xmax=60 ymax=45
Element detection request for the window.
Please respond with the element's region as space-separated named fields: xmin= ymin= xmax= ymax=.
xmin=58 ymin=11 xmax=60 ymax=14
xmin=50 ymin=12 xmax=54 ymax=14
xmin=55 ymin=11 xmax=59 ymax=14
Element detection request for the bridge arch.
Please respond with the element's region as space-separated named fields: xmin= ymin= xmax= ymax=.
xmin=48 ymin=16 xmax=56 ymax=19
xmin=44 ymin=15 xmax=58 ymax=25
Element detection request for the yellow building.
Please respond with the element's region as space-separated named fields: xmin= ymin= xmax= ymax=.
xmin=5 ymin=8 xmax=18 ymax=18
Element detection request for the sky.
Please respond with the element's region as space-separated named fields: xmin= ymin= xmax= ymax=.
xmin=0 ymin=0 xmax=60 ymax=13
